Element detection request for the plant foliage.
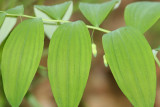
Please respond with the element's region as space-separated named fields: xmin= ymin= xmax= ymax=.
xmin=79 ymin=0 xmax=119 ymax=27
xmin=0 ymin=5 xmax=24 ymax=45
xmin=48 ymin=21 xmax=92 ymax=107
xmin=34 ymin=1 xmax=73 ymax=39
xmin=124 ymin=1 xmax=160 ymax=33
xmin=0 ymin=0 xmax=159 ymax=107
xmin=1 ymin=18 xmax=44 ymax=107
xmin=102 ymin=26 xmax=156 ymax=107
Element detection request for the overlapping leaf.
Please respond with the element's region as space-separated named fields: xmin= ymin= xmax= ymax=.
xmin=124 ymin=1 xmax=160 ymax=33
xmin=0 ymin=5 xmax=24 ymax=45
xmin=1 ymin=18 xmax=44 ymax=107
xmin=79 ymin=0 xmax=120 ymax=27
xmin=48 ymin=21 xmax=92 ymax=107
xmin=102 ymin=26 xmax=156 ymax=107
xmin=34 ymin=1 xmax=73 ymax=39
xmin=0 ymin=13 xmax=5 ymax=27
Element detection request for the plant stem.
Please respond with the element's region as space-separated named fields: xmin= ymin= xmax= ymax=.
xmin=5 ymin=13 xmax=111 ymax=33
xmin=86 ymin=25 xmax=110 ymax=33
xmin=154 ymin=55 xmax=160 ymax=67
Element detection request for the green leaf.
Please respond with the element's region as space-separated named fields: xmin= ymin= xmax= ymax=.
xmin=0 ymin=5 xmax=24 ymax=45
xmin=124 ymin=2 xmax=160 ymax=33
xmin=79 ymin=0 xmax=119 ymax=27
xmin=0 ymin=16 xmax=17 ymax=45
xmin=48 ymin=21 xmax=92 ymax=107
xmin=62 ymin=1 xmax=73 ymax=21
xmin=1 ymin=18 xmax=44 ymax=107
xmin=34 ymin=6 xmax=58 ymax=39
xmin=35 ymin=1 xmax=72 ymax=20
xmin=0 ymin=13 xmax=5 ymax=27
xmin=102 ymin=26 xmax=156 ymax=107
xmin=6 ymin=5 xmax=24 ymax=15
xmin=34 ymin=1 xmax=73 ymax=39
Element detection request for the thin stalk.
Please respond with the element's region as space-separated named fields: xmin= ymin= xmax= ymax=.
xmin=154 ymin=55 xmax=160 ymax=67
xmin=5 ymin=13 xmax=111 ymax=33
xmin=91 ymin=29 xmax=95 ymax=43
xmin=86 ymin=25 xmax=110 ymax=33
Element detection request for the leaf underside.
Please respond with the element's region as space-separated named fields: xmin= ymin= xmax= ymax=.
xmin=1 ymin=18 xmax=44 ymax=107
xmin=102 ymin=26 xmax=156 ymax=107
xmin=48 ymin=21 xmax=92 ymax=107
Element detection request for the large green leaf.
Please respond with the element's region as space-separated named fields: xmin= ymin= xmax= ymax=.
xmin=79 ymin=0 xmax=119 ymax=27
xmin=1 ymin=18 xmax=44 ymax=107
xmin=102 ymin=26 xmax=156 ymax=107
xmin=48 ymin=21 xmax=92 ymax=107
xmin=34 ymin=1 xmax=73 ymax=39
xmin=124 ymin=1 xmax=160 ymax=33
xmin=0 ymin=5 xmax=24 ymax=45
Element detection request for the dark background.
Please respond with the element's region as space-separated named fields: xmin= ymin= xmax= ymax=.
xmin=0 ymin=0 xmax=160 ymax=107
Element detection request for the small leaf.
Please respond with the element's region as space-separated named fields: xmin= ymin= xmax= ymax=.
xmin=48 ymin=21 xmax=92 ymax=107
xmin=1 ymin=18 xmax=44 ymax=107
xmin=34 ymin=1 xmax=73 ymax=39
xmin=34 ymin=6 xmax=58 ymax=39
xmin=62 ymin=1 xmax=73 ymax=21
xmin=0 ymin=5 xmax=24 ymax=45
xmin=102 ymin=26 xmax=156 ymax=107
xmin=79 ymin=0 xmax=119 ymax=27
xmin=6 ymin=5 xmax=24 ymax=15
xmin=124 ymin=1 xmax=160 ymax=33
xmin=35 ymin=1 xmax=72 ymax=20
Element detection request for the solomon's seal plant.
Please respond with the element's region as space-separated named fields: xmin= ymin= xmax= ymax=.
xmin=0 ymin=0 xmax=160 ymax=107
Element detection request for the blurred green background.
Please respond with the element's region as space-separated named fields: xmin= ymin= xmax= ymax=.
xmin=0 ymin=0 xmax=160 ymax=107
